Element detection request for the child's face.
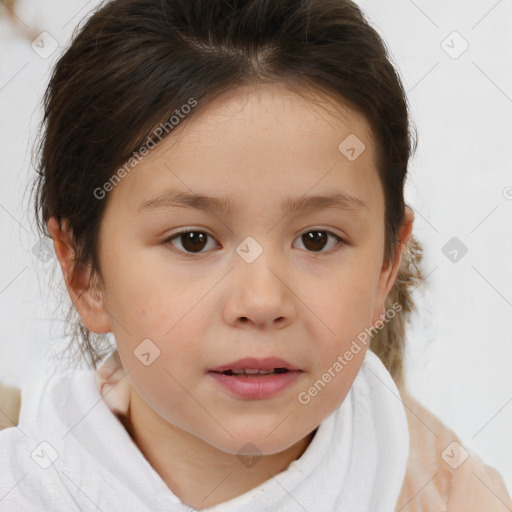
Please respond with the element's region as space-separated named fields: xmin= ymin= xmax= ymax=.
xmin=78 ymin=82 xmax=403 ymax=455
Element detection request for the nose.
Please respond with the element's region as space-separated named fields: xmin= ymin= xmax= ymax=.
xmin=222 ymin=250 xmax=297 ymax=331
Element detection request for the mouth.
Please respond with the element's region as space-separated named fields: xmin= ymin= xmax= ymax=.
xmin=208 ymin=369 xmax=302 ymax=399
xmin=208 ymin=356 xmax=302 ymax=375
xmin=207 ymin=357 xmax=303 ymax=399
xmin=212 ymin=367 xmax=293 ymax=377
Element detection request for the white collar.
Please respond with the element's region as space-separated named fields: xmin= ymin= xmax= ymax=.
xmin=0 ymin=349 xmax=409 ymax=511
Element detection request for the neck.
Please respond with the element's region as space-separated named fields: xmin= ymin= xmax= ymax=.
xmin=124 ymin=386 xmax=315 ymax=510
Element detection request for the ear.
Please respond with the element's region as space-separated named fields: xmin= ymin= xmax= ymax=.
xmin=46 ymin=217 xmax=112 ymax=334
xmin=371 ymin=206 xmax=414 ymax=326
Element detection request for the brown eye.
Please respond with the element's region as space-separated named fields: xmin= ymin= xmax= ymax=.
xmin=166 ymin=230 xmax=217 ymax=254
xmin=294 ymin=230 xmax=344 ymax=253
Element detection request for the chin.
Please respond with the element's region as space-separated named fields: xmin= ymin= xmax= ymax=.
xmin=199 ymin=425 xmax=309 ymax=458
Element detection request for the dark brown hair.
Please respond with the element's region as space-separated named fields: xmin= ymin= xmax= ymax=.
xmin=31 ymin=0 xmax=424 ymax=389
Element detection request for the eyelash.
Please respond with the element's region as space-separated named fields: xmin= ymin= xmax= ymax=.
xmin=162 ymin=228 xmax=347 ymax=256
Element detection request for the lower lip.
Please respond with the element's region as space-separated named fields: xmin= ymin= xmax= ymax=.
xmin=208 ymin=371 xmax=302 ymax=399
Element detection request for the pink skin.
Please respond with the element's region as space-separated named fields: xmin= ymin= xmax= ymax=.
xmin=48 ymin=82 xmax=413 ymax=509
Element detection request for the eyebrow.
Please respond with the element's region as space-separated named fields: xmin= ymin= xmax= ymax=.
xmin=138 ymin=190 xmax=368 ymax=215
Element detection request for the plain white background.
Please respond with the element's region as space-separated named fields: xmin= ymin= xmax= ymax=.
xmin=0 ymin=0 xmax=511 ymax=497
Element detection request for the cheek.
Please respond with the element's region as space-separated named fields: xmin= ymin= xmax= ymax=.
xmin=104 ymin=251 xmax=212 ymax=335
xmin=304 ymin=257 xmax=380 ymax=387
xmin=298 ymin=277 xmax=374 ymax=414
xmin=125 ymin=358 xmax=203 ymax=430
xmin=116 ymin=320 xmax=204 ymax=417
xmin=295 ymin=345 xmax=368 ymax=428
xmin=321 ymin=261 xmax=379 ymax=331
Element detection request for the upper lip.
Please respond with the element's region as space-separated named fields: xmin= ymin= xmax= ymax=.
xmin=209 ymin=357 xmax=301 ymax=372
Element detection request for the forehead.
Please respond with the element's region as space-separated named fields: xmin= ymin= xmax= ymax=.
xmin=172 ymin=82 xmax=375 ymax=158
xmin=109 ymin=82 xmax=382 ymax=216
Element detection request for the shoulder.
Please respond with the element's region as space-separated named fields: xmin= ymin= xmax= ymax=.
xmin=0 ymin=379 xmax=21 ymax=430
xmin=397 ymin=389 xmax=512 ymax=512
xmin=0 ymin=352 xmax=124 ymax=434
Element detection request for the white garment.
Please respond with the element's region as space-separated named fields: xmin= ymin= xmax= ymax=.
xmin=0 ymin=349 xmax=409 ymax=512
